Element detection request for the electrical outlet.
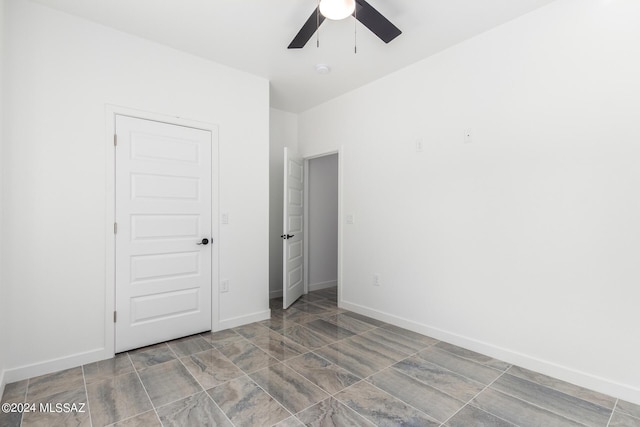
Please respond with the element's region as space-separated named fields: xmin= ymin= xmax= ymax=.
xmin=373 ymin=274 xmax=380 ymax=287
xmin=220 ymin=280 xmax=229 ymax=293
xmin=416 ymin=139 xmax=424 ymax=152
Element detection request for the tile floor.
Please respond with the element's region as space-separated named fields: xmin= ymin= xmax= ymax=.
xmin=1 ymin=287 xmax=639 ymax=426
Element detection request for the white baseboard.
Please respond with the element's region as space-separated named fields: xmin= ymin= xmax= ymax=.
xmin=218 ymin=309 xmax=271 ymax=330
xmin=309 ymin=280 xmax=337 ymax=292
xmin=2 ymin=348 xmax=108 ymax=385
xmin=269 ymin=289 xmax=283 ymax=299
xmin=340 ymin=300 xmax=640 ymax=406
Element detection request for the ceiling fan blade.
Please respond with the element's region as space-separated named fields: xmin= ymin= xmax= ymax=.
xmin=354 ymin=0 xmax=401 ymax=44
xmin=288 ymin=7 xmax=326 ymax=49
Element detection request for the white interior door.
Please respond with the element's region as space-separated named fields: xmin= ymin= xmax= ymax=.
xmin=115 ymin=115 xmax=213 ymax=352
xmin=283 ymin=148 xmax=304 ymax=309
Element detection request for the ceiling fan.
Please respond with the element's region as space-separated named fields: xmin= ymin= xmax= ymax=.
xmin=288 ymin=0 xmax=402 ymax=49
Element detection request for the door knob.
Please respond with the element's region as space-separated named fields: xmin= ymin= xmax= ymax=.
xmin=280 ymin=234 xmax=295 ymax=240
xmin=197 ymin=238 xmax=209 ymax=245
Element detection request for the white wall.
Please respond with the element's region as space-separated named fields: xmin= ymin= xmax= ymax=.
xmin=308 ymin=154 xmax=338 ymax=290
xmin=298 ymin=0 xmax=640 ymax=404
xmin=0 ymin=0 xmax=7 ymax=397
xmin=2 ymin=0 xmax=269 ymax=381
xmin=269 ymin=108 xmax=298 ymax=298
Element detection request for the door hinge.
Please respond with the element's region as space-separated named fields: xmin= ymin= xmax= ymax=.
xmin=113 ymin=311 xmax=117 ymax=323
xmin=113 ymin=134 xmax=118 ymax=146
xmin=114 ymin=222 xmax=118 ymax=234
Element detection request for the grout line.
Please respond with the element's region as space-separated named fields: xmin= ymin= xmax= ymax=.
xmin=104 ymin=409 xmax=159 ymax=426
xmin=19 ymin=378 xmax=29 ymax=427
xmin=605 ymin=399 xmax=618 ymax=427
xmin=80 ymin=365 xmax=94 ymax=427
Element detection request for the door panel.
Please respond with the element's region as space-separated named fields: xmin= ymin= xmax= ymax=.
xmin=115 ymin=115 xmax=213 ymax=352
xmin=283 ymin=148 xmax=304 ymax=309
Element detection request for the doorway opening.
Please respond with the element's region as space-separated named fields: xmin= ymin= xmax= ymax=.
xmin=272 ymin=150 xmax=340 ymax=311
xmin=304 ymin=153 xmax=339 ymax=295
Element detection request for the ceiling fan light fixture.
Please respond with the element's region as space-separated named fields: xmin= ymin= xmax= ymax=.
xmin=319 ymin=0 xmax=356 ymax=21
xmin=315 ymin=64 xmax=331 ymax=74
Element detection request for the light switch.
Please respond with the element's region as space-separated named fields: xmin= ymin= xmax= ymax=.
xmin=346 ymin=214 xmax=355 ymax=224
xmin=221 ymin=213 xmax=229 ymax=224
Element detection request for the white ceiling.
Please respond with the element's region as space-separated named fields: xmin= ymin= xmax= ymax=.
xmin=31 ymin=0 xmax=557 ymax=113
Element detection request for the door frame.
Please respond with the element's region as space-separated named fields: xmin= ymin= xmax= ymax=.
xmin=302 ymin=148 xmax=343 ymax=305
xmin=104 ymin=105 xmax=220 ymax=358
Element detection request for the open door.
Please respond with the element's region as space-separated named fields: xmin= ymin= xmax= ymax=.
xmin=283 ymin=148 xmax=304 ymax=308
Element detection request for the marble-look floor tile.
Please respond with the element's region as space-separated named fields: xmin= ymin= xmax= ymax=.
xmin=128 ymin=343 xmax=176 ymax=370
xmin=273 ymin=416 xmax=305 ymax=426
xmin=506 ymin=366 xmax=616 ymax=410
xmin=297 ymin=397 xmax=375 ymax=427
xmin=324 ymin=313 xmax=377 ymax=334
xmin=285 ymin=352 xmax=360 ymax=395
xmin=217 ymin=340 xmax=279 ymax=374
xmin=304 ymin=319 xmax=355 ymax=341
xmin=446 ymin=404 xmax=517 ymax=427
xmin=436 ymin=342 xmax=511 ymax=371
xmin=336 ymin=381 xmax=440 ymax=427
xmin=306 ymin=299 xmax=338 ymax=311
xmin=233 ymin=323 xmax=272 ymax=339
xmin=250 ymin=363 xmax=329 ymax=413
xmin=299 ymin=293 xmax=330 ymax=303
xmin=360 ymin=328 xmax=426 ymax=357
xmin=201 ymin=329 xmax=244 ymax=348
xmin=260 ymin=316 xmax=301 ymax=333
xmin=1 ymin=379 xmax=28 ymax=403
xmin=380 ymin=323 xmax=438 ymax=346
xmin=618 ymin=400 xmax=640 ymax=419
xmin=86 ymin=371 xmax=152 ymax=426
xmin=0 ymin=410 xmax=22 ymax=427
xmin=26 ymin=367 xmax=85 ymax=401
xmin=270 ymin=298 xmax=284 ymax=310
xmin=248 ymin=331 xmax=309 ymax=361
xmin=338 ymin=312 xmax=386 ymax=328
xmin=368 ymin=368 xmax=465 ymax=423
xmin=472 ymin=388 xmax=586 ymax=427
xmin=491 ymin=373 xmax=613 ymax=427
xmin=106 ymin=410 xmax=161 ymax=427
xmin=346 ymin=334 xmax=408 ymax=363
xmin=281 ymin=310 xmax=323 ymax=324
xmin=167 ymin=334 xmax=213 ymax=357
xmin=290 ymin=302 xmax=329 ymax=315
xmin=83 ymin=354 xmax=134 ymax=384
xmin=363 ymin=327 xmax=434 ymax=354
xmin=280 ymin=324 xmax=335 ymax=349
xmin=156 ymin=391 xmax=232 ymax=427
xmin=21 ymin=387 xmax=89 ymax=427
xmin=270 ymin=307 xmax=301 ymax=320
xmin=181 ymin=348 xmax=244 ymax=389
xmin=609 ymin=411 xmax=640 ymax=427
xmin=138 ymin=359 xmax=202 ymax=407
xmin=316 ymin=339 xmax=398 ymax=378
xmin=417 ymin=347 xmax=504 ymax=385
xmin=393 ymin=355 xmax=485 ymax=402
xmin=207 ymin=376 xmax=290 ymax=427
